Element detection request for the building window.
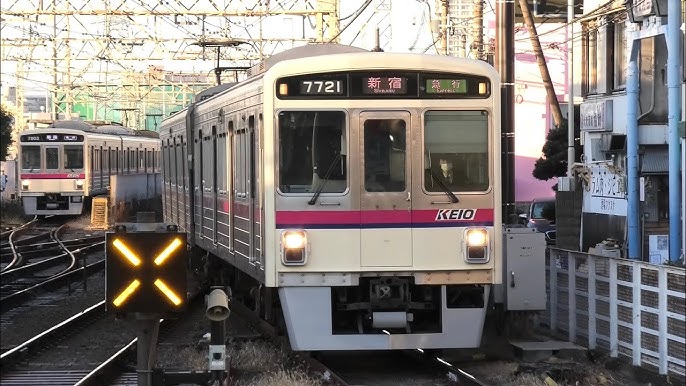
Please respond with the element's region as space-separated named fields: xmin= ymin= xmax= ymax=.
xmin=584 ymin=24 xmax=599 ymax=95
xmin=611 ymin=16 xmax=627 ymax=90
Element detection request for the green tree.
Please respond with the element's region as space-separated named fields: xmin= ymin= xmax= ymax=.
xmin=532 ymin=118 xmax=580 ymax=182
xmin=0 ymin=104 xmax=15 ymax=160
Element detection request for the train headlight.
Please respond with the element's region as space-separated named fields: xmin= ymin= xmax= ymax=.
xmin=464 ymin=228 xmax=489 ymax=263
xmin=21 ymin=180 xmax=29 ymax=190
xmin=281 ymin=230 xmax=308 ymax=265
xmin=75 ymin=179 xmax=84 ymax=190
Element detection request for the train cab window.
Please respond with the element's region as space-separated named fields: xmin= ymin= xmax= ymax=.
xmin=46 ymin=147 xmax=59 ymax=170
xmin=278 ymin=110 xmax=347 ymax=193
xmin=21 ymin=146 xmax=41 ymax=170
xmin=423 ymin=110 xmax=489 ymax=192
xmin=64 ymin=145 xmax=84 ymax=169
xmin=363 ymin=119 xmax=406 ymax=192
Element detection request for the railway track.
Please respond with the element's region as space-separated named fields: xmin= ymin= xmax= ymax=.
xmin=0 ymin=225 xmax=105 ymax=316
xmin=227 ymin=300 xmax=491 ymax=386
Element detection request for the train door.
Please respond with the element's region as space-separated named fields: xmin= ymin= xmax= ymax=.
xmin=211 ymin=125 xmax=218 ymax=244
xmin=45 ymin=146 xmax=59 ymax=174
xmin=358 ymin=111 xmax=412 ymax=267
xmin=89 ymin=146 xmax=95 ymax=190
xmin=228 ymin=121 xmax=235 ymax=253
xmin=195 ymin=130 xmax=204 ymax=241
xmin=247 ymin=116 xmax=256 ymax=264
xmin=181 ymin=136 xmax=188 ymax=233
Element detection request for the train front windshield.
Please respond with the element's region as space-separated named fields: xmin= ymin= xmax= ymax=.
xmin=277 ymin=110 xmax=490 ymax=193
xmin=64 ymin=146 xmax=84 ymax=169
xmin=20 ymin=144 xmax=84 ymax=171
xmin=21 ymin=146 xmax=41 ymax=170
xmin=423 ymin=110 xmax=489 ymax=192
xmin=278 ymin=111 xmax=347 ymax=193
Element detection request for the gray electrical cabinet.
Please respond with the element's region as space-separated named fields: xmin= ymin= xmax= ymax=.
xmin=503 ymin=227 xmax=547 ymax=311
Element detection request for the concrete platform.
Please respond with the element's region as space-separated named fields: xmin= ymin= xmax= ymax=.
xmin=510 ymin=340 xmax=587 ymax=362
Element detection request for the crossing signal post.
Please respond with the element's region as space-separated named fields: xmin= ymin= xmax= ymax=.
xmin=105 ymin=219 xmax=190 ymax=386
xmin=105 ymin=223 xmax=188 ymax=315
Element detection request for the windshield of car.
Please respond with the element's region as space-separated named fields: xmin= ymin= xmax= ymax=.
xmin=531 ymin=200 xmax=555 ymax=220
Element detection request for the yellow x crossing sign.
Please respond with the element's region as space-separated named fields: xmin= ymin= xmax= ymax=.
xmin=105 ymin=228 xmax=187 ymax=314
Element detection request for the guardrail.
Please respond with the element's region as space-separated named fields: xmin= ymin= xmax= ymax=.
xmin=545 ymin=248 xmax=685 ymax=377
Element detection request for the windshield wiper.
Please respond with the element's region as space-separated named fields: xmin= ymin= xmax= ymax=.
xmin=428 ymin=169 xmax=459 ymax=203
xmin=308 ymin=153 xmax=342 ymax=205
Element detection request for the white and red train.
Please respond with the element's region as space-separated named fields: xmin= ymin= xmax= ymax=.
xmin=160 ymin=44 xmax=543 ymax=351
xmin=17 ymin=120 xmax=161 ymax=216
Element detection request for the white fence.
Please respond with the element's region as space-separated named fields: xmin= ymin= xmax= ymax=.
xmin=546 ymin=249 xmax=686 ymax=377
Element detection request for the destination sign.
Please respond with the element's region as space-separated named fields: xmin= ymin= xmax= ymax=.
xmin=276 ymin=71 xmax=491 ymax=99
xmin=361 ymin=76 xmax=408 ymax=95
xmin=20 ymin=134 xmax=84 ymax=142
xmin=425 ymin=78 xmax=468 ymax=94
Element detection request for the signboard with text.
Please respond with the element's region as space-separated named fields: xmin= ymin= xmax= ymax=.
xmin=584 ymin=165 xmax=627 ymax=216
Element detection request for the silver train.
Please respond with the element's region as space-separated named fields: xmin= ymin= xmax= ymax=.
xmin=161 ymin=44 xmax=545 ymax=351
xmin=17 ymin=120 xmax=161 ymax=216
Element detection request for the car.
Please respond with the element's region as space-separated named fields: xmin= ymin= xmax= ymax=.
xmin=526 ymin=197 xmax=556 ymax=239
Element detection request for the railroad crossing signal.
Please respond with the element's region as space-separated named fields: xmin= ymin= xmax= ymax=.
xmin=105 ymin=225 xmax=187 ymax=314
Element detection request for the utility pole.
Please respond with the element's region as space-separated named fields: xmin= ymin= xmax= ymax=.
xmin=517 ymin=0 xmax=563 ymax=127
xmin=496 ymin=0 xmax=516 ymax=224
xmin=566 ymin=0 xmax=575 ymax=176
xmin=434 ymin=0 xmax=449 ymax=55
xmin=52 ymin=0 xmax=59 ymax=120
xmin=471 ymin=0 xmax=484 ymax=60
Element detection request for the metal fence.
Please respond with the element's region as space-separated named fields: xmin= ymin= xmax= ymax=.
xmin=545 ymin=248 xmax=686 ymax=376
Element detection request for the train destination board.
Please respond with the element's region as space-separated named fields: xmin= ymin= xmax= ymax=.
xmin=426 ymin=78 xmax=468 ymax=94
xmin=362 ymin=76 xmax=408 ymax=95
xmin=20 ymin=134 xmax=84 ymax=142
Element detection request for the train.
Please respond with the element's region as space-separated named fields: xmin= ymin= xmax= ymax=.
xmin=160 ymin=44 xmax=543 ymax=351
xmin=17 ymin=120 xmax=161 ymax=216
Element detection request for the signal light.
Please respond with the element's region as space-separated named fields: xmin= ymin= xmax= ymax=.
xmin=105 ymin=226 xmax=187 ymax=314
xmin=112 ymin=279 xmax=141 ymax=307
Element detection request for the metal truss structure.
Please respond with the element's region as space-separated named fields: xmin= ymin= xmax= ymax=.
xmin=0 ymin=0 xmax=339 ymax=130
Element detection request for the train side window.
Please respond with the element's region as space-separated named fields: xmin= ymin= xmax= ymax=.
xmin=171 ymin=138 xmax=177 ymax=185
xmin=210 ymin=126 xmax=216 ymax=191
xmin=103 ymin=149 xmax=109 ymax=172
xmin=116 ymin=148 xmax=120 ymax=173
xmin=93 ymin=149 xmax=100 ymax=172
xmin=423 ymin=110 xmax=489 ymax=192
xmin=64 ymin=145 xmax=84 ymax=169
xmin=21 ymin=146 xmax=41 ymax=170
xmin=217 ymin=133 xmax=227 ymax=194
xmin=234 ymin=129 xmax=242 ymax=196
xmin=180 ymin=140 xmax=186 ymax=187
xmin=176 ymin=137 xmax=183 ymax=187
xmin=161 ymin=143 xmax=168 ymax=182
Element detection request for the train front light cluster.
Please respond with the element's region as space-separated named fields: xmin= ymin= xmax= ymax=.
xmin=281 ymin=230 xmax=308 ymax=265
xmin=21 ymin=180 xmax=29 ymax=190
xmin=464 ymin=228 xmax=489 ymax=263
xmin=74 ymin=179 xmax=84 ymax=190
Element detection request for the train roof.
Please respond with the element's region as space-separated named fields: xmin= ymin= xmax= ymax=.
xmin=247 ymin=44 xmax=368 ymax=77
xmin=41 ymin=120 xmax=159 ymax=138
